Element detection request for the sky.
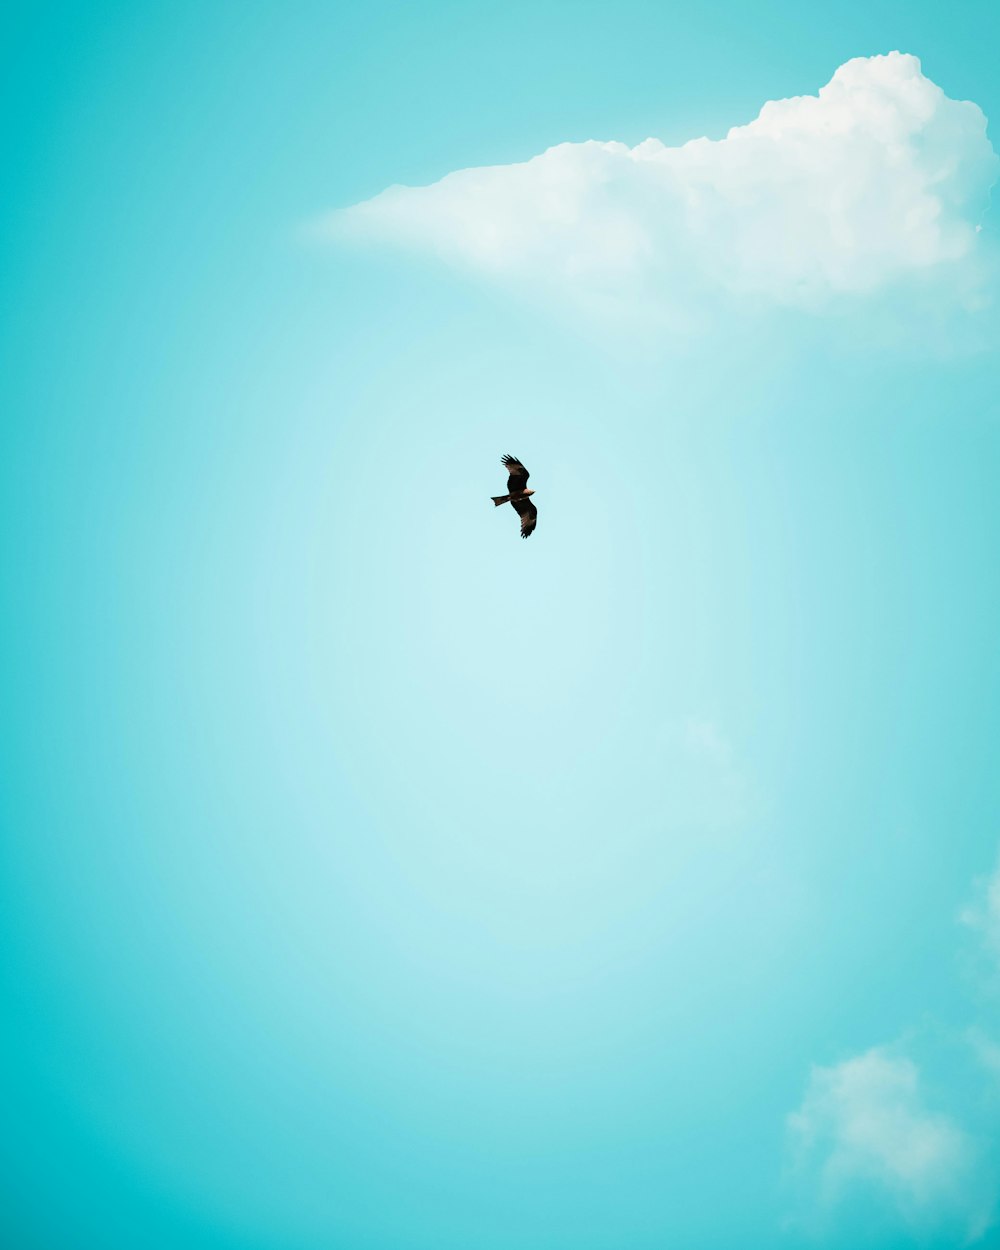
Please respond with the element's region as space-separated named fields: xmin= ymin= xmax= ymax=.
xmin=3 ymin=2 xmax=1000 ymax=1247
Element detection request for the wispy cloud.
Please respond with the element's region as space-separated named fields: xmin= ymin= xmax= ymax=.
xmin=786 ymin=844 xmax=1000 ymax=1243
xmin=966 ymin=1027 xmax=1000 ymax=1080
xmin=787 ymin=1046 xmax=995 ymax=1241
xmin=959 ymin=851 xmax=1000 ymax=973
xmin=326 ymin=53 xmax=997 ymax=330
xmin=666 ymin=716 xmax=758 ymax=831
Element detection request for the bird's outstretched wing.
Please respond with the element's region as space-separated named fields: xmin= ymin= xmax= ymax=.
xmin=502 ymin=454 xmax=530 ymax=493
xmin=511 ymin=495 xmax=537 ymax=539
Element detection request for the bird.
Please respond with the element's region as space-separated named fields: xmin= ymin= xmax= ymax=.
xmin=491 ymin=454 xmax=537 ymax=538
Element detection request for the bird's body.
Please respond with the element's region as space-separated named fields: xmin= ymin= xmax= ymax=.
xmin=491 ymin=454 xmax=537 ymax=538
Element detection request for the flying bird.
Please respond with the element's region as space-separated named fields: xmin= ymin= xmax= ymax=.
xmin=491 ymin=454 xmax=537 ymax=538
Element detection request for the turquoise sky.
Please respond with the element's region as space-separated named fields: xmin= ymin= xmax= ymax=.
xmin=4 ymin=3 xmax=1000 ymax=1248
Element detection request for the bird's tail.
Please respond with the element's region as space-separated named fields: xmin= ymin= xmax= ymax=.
xmin=491 ymin=494 xmax=511 ymax=506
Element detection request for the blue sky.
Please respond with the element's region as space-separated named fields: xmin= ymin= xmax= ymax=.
xmin=3 ymin=3 xmax=1000 ymax=1247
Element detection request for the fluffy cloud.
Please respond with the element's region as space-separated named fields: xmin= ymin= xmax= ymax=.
xmin=787 ymin=1047 xmax=994 ymax=1239
xmin=329 ymin=53 xmax=997 ymax=325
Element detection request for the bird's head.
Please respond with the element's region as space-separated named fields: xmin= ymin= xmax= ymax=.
xmin=524 ymin=489 xmax=536 ymax=497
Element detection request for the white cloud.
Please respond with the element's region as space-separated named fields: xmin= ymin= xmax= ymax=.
xmin=787 ymin=844 xmax=1000 ymax=1242
xmin=674 ymin=716 xmax=756 ymax=830
xmin=328 ymin=53 xmax=997 ymax=327
xmin=787 ymin=1046 xmax=994 ymax=1239
xmin=967 ymin=1027 xmax=1000 ymax=1080
xmin=960 ymin=852 xmax=1000 ymax=970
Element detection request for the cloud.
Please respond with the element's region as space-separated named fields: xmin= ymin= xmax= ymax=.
xmin=327 ymin=53 xmax=998 ymax=328
xmin=967 ymin=1027 xmax=1000 ymax=1080
xmin=959 ymin=851 xmax=1000 ymax=972
xmin=787 ymin=1046 xmax=995 ymax=1240
xmin=786 ymin=843 xmax=1000 ymax=1243
xmin=665 ymin=716 xmax=758 ymax=831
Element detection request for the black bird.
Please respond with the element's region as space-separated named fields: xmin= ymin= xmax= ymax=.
xmin=491 ymin=454 xmax=537 ymax=538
